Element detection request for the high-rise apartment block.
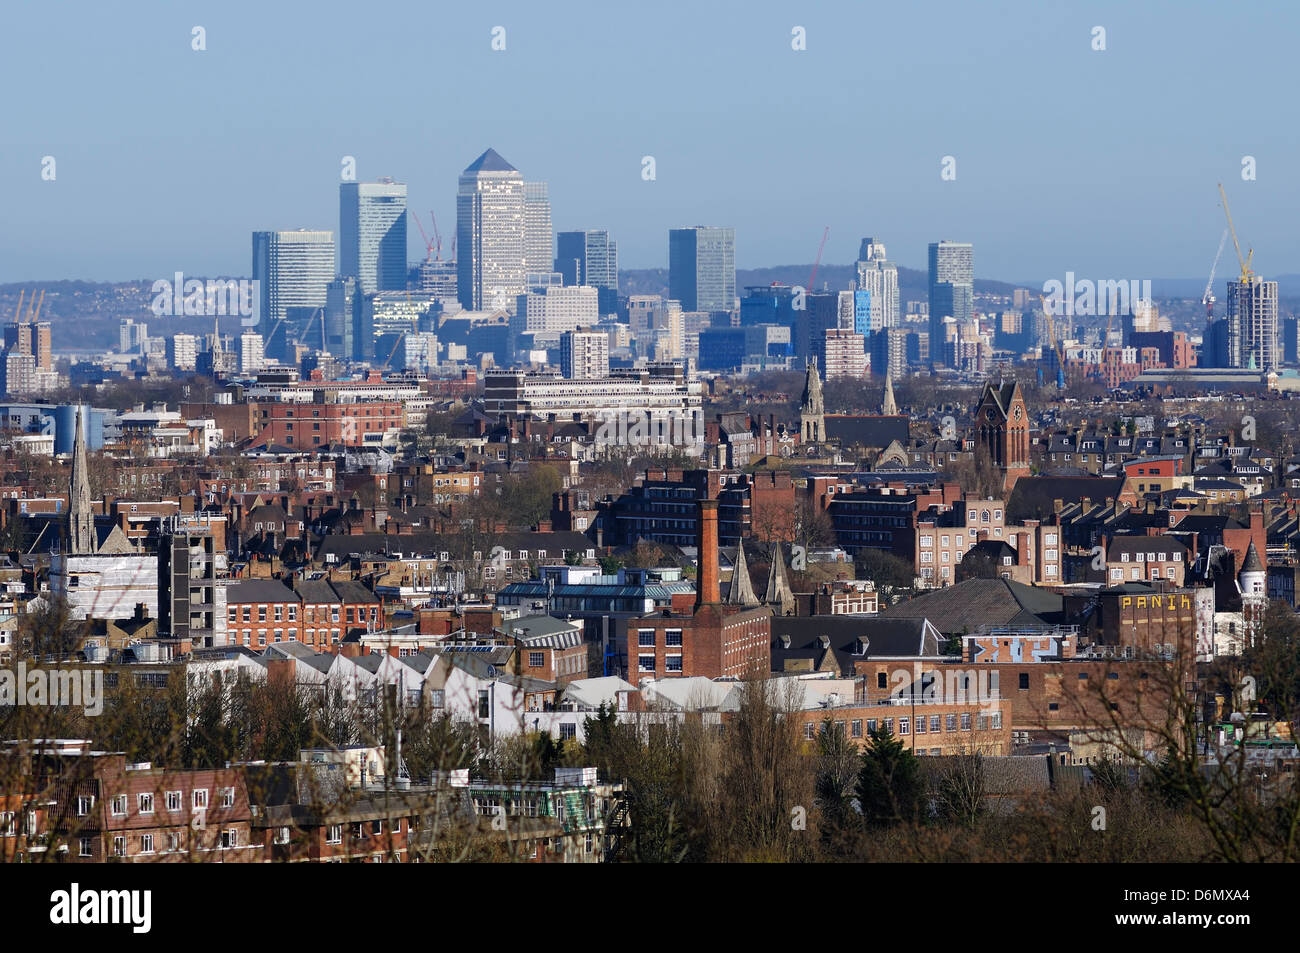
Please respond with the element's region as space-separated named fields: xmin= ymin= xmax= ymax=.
xmin=560 ymin=328 xmax=610 ymax=380
xmin=856 ymin=238 xmax=900 ymax=331
xmin=928 ymin=240 xmax=973 ymax=367
xmin=1226 ymin=277 xmax=1279 ymax=372
xmin=339 ymin=179 xmax=408 ymax=293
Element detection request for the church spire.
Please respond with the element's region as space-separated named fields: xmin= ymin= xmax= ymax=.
xmin=69 ymin=407 xmax=95 ymax=555
xmin=726 ymin=542 xmax=760 ymax=607
xmin=764 ymin=543 xmax=795 ymax=616
xmin=882 ymin=369 xmax=897 ymax=416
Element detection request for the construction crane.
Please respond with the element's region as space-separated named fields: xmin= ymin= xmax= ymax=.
xmin=27 ymin=289 xmax=45 ymax=322
xmin=383 ymin=330 xmax=407 ymax=370
xmin=429 ymin=212 xmax=443 ymax=261
xmin=12 ymin=289 xmax=24 ymax=321
xmin=806 ymin=227 xmax=829 ymax=292
xmin=410 ymin=211 xmax=435 ymax=263
xmin=1203 ymin=229 xmax=1228 ymax=319
xmin=1040 ymin=293 xmax=1066 ymax=389
xmin=1218 ymin=182 xmax=1255 ymax=285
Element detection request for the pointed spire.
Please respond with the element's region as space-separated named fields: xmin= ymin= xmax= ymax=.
xmin=1240 ymin=539 xmax=1264 ymax=575
xmin=69 ymin=407 xmax=95 ymax=555
xmin=764 ymin=543 xmax=795 ymax=616
xmin=726 ymin=543 xmax=760 ymax=607
xmin=882 ymin=369 xmax=898 ymax=416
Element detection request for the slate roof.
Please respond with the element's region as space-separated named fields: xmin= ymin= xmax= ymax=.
xmin=881 ymin=578 xmax=1064 ymax=633
xmin=823 ymin=415 xmax=909 ymax=449
xmin=1006 ymin=476 xmax=1126 ymax=522
xmin=770 ymin=616 xmax=939 ymax=675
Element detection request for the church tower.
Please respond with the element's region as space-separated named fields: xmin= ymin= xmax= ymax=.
xmin=973 ymin=376 xmax=1031 ymax=491
xmin=68 ymin=407 xmax=96 ymax=555
xmin=800 ymin=358 xmax=825 ymax=444
xmin=1238 ymin=540 xmax=1266 ymax=648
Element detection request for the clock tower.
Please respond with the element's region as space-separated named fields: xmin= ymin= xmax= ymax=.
xmin=974 ymin=377 xmax=1031 ymax=491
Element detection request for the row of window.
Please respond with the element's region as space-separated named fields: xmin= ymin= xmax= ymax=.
xmin=639 ymin=655 xmax=684 ymax=673
xmin=636 ymin=628 xmax=684 ymax=647
xmin=77 ymin=787 xmax=233 ymax=818
xmin=95 ymin=829 xmax=242 ymax=857
xmin=804 ymin=711 xmax=996 ymax=741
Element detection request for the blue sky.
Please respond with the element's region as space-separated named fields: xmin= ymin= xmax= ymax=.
xmin=1 ymin=0 xmax=1295 ymax=285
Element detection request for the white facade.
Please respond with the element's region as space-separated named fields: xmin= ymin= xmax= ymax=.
xmin=514 ymin=285 xmax=599 ymax=335
xmin=49 ymin=554 xmax=159 ymax=622
xmin=560 ymin=330 xmax=610 ymax=380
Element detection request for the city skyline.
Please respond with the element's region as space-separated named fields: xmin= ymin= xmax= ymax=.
xmin=2 ymin=1 xmax=1297 ymax=285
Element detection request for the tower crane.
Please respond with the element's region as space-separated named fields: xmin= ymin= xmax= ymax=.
xmin=1203 ymin=229 xmax=1228 ymax=319
xmin=1218 ymin=182 xmax=1255 ymax=285
xmin=1040 ymin=294 xmax=1066 ymax=389
xmin=410 ymin=211 xmax=435 ymax=263
xmin=806 ymin=227 xmax=829 ymax=292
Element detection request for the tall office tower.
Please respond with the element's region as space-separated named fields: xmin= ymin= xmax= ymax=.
xmin=324 ymin=277 xmax=356 ymax=357
xmin=928 ymin=240 xmax=973 ymax=367
xmin=856 ymin=238 xmax=900 ymax=331
xmin=418 ymin=259 xmax=458 ymax=299
xmin=560 ymin=328 xmax=610 ymax=380
xmin=457 ymin=148 xmax=526 ymax=311
xmin=167 ymin=333 xmax=199 ymax=371
xmin=339 ymin=178 xmax=408 ymax=293
xmin=352 ymin=292 xmax=375 ymax=362
xmin=252 ymin=229 xmax=336 ymax=347
xmin=238 ymin=331 xmax=265 ymax=375
xmin=31 ymin=323 xmax=51 ymax=371
xmin=669 ymin=227 xmax=736 ymax=313
xmin=556 ymin=230 xmax=619 ymax=313
xmin=1226 ymin=277 xmax=1280 ymax=371
xmin=524 ymin=181 xmax=553 ymax=277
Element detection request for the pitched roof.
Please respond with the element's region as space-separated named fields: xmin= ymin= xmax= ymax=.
xmin=881 ymin=578 xmax=1064 ymax=633
xmin=464 ymin=148 xmax=516 ymax=174
xmin=1005 ymin=475 xmax=1126 ymax=522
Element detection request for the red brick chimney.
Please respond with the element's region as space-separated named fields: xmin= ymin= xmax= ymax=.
xmin=696 ymin=499 xmax=720 ymax=608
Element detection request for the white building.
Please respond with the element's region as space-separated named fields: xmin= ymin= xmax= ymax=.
xmin=167 ymin=333 xmax=199 ymax=371
xmin=238 ymin=331 xmax=265 ymax=375
xmin=560 ymin=329 xmax=610 ymax=380
xmin=514 ymin=285 xmax=599 ymax=336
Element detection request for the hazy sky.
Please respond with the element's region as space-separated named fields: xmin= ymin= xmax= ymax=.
xmin=1 ymin=0 xmax=1295 ymax=285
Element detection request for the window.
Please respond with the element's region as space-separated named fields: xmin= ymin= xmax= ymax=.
xmin=804 ymin=722 xmax=816 ymax=741
xmin=77 ymin=796 xmax=94 ymax=816
xmin=79 ymin=837 xmax=93 ymax=858
xmin=113 ymin=835 xmax=126 ymax=858
xmin=274 ymin=827 xmax=290 ymax=845
xmin=960 ymin=713 xmax=972 ymax=730
xmin=140 ymin=834 xmax=155 ymax=854
xmin=1018 ymin=673 xmax=1029 ymax=690
xmin=665 ymin=655 xmax=683 ymax=673
xmin=899 ymin=717 xmax=910 ymax=735
xmin=221 ymin=787 xmax=235 ymax=808
xmin=946 ymin=714 xmax=957 ymax=731
xmin=0 ymin=812 xmax=12 ymax=836
xmin=371 ymin=820 xmax=384 ymax=836
xmin=528 ymin=652 xmax=545 ymax=668
xmin=638 ymin=629 xmax=655 ymax=647
xmin=665 ymin=629 xmax=683 ymax=647
xmin=930 ymin=715 xmax=940 ymax=733
xmin=916 ymin=715 xmax=927 ymax=733
xmin=638 ymin=655 xmax=656 ymax=673
xmin=326 ymin=825 xmax=342 ymax=845
xmin=138 ymin=793 xmax=154 ymax=814
xmin=477 ymin=690 xmax=489 ymax=719
xmin=877 ymin=672 xmax=887 ymax=689
xmin=167 ymin=833 xmax=181 ymax=853
xmin=193 ymin=789 xmax=209 ymax=810
xmin=883 ymin=718 xmax=894 ymax=733
xmin=111 ymin=795 xmax=127 ymax=816
xmin=851 ymin=719 xmax=863 ymax=738
xmin=867 ymin=719 xmax=878 ymax=734
xmin=560 ymin=723 xmax=577 ymax=741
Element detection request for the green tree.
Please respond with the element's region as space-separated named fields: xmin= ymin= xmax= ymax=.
xmin=856 ymin=724 xmax=920 ymax=827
